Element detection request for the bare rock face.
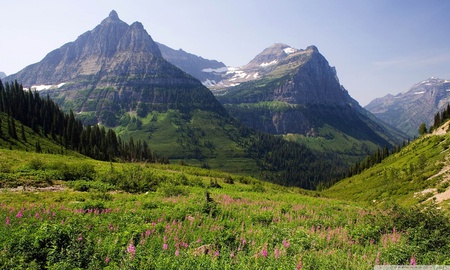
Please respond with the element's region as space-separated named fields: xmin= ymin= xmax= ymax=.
xmin=365 ymin=77 xmax=450 ymax=137
xmin=4 ymin=10 xmax=226 ymax=126
xmin=215 ymin=44 xmax=406 ymax=146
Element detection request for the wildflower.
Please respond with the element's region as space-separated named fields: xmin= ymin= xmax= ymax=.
xmin=230 ymin=251 xmax=235 ymax=258
xmin=274 ymin=247 xmax=279 ymax=259
xmin=35 ymin=212 xmax=40 ymax=219
xmin=410 ymin=255 xmax=416 ymax=265
xmin=127 ymin=244 xmax=136 ymax=256
xmin=197 ymin=238 xmax=202 ymax=243
xmin=282 ymin=239 xmax=290 ymax=248
xmin=175 ymin=249 xmax=180 ymax=256
xmin=214 ymin=250 xmax=220 ymax=257
xmin=105 ymin=257 xmax=110 ymax=264
xmin=163 ymin=243 xmax=168 ymax=250
xmin=16 ymin=211 xmax=23 ymax=218
xmin=375 ymin=251 xmax=381 ymax=265
xmin=5 ymin=217 xmax=10 ymax=226
xmin=77 ymin=234 xmax=83 ymax=241
xmin=261 ymin=248 xmax=268 ymax=258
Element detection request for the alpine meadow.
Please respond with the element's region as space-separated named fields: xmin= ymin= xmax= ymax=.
xmin=1 ymin=9 xmax=450 ymax=270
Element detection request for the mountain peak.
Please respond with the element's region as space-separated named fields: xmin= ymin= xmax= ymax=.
xmin=306 ymin=45 xmax=318 ymax=52
xmin=109 ymin=10 xmax=119 ymax=20
xmin=130 ymin=21 xmax=144 ymax=30
xmin=101 ymin=10 xmax=122 ymax=24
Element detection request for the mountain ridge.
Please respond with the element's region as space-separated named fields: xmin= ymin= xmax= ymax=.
xmin=365 ymin=77 xmax=450 ymax=137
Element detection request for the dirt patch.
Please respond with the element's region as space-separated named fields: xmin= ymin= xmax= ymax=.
xmin=1 ymin=185 xmax=66 ymax=192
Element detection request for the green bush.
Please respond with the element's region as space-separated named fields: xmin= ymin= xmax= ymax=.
xmin=159 ymin=184 xmax=189 ymax=197
xmin=28 ymin=158 xmax=46 ymax=170
xmin=54 ymin=163 xmax=96 ymax=181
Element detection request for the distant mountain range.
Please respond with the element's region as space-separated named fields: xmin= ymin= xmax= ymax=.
xmin=365 ymin=77 xmax=450 ymax=137
xmin=156 ymin=42 xmax=227 ymax=86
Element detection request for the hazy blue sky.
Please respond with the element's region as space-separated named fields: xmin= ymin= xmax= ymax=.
xmin=1 ymin=0 xmax=449 ymax=105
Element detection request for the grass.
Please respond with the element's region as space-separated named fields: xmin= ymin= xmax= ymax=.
xmin=324 ymin=132 xmax=450 ymax=210
xmin=284 ymin=124 xmax=380 ymax=165
xmin=114 ymin=109 xmax=261 ymax=175
xmin=1 ymin=147 xmax=450 ymax=268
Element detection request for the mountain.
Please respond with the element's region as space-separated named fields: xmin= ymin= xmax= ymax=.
xmin=212 ymin=44 xmax=407 ymax=163
xmin=3 ymin=11 xmax=345 ymax=189
xmin=156 ymin=42 xmax=227 ymax=87
xmin=365 ymin=77 xmax=450 ymax=137
xmin=0 ymin=72 xmax=6 ymax=79
xmin=4 ymin=10 xmax=227 ymax=124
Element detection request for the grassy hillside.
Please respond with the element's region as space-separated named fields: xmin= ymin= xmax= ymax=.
xmin=283 ymin=124 xmax=380 ymax=165
xmin=1 ymin=149 xmax=450 ymax=268
xmin=323 ymin=122 xmax=450 ymax=212
xmin=114 ymin=109 xmax=256 ymax=174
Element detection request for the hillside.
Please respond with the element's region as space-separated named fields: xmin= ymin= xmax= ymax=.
xmin=365 ymin=77 xmax=450 ymax=137
xmin=323 ymin=120 xmax=450 ymax=211
xmin=1 ymin=148 xmax=450 ymax=268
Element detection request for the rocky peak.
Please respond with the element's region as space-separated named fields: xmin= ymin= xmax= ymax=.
xmin=100 ymin=10 xmax=122 ymax=25
xmin=246 ymin=43 xmax=298 ymax=68
xmin=4 ymin=10 xmax=165 ymax=85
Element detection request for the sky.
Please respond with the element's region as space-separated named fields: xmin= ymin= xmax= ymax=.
xmin=1 ymin=0 xmax=450 ymax=106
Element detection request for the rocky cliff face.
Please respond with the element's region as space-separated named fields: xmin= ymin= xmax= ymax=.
xmin=216 ymin=44 xmax=406 ymax=147
xmin=4 ymin=10 xmax=226 ymax=125
xmin=365 ymin=77 xmax=450 ymax=137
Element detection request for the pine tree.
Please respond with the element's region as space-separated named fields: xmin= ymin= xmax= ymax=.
xmin=21 ymin=124 xmax=26 ymax=142
xmin=418 ymin=123 xmax=428 ymax=136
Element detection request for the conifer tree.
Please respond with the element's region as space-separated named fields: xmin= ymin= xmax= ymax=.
xmin=21 ymin=124 xmax=26 ymax=142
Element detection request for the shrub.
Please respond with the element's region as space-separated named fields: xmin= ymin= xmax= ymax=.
xmin=28 ymin=158 xmax=46 ymax=170
xmin=57 ymin=163 xmax=96 ymax=181
xmin=224 ymin=175 xmax=234 ymax=184
xmin=159 ymin=184 xmax=189 ymax=197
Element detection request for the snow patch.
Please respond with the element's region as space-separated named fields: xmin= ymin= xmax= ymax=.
xmin=201 ymin=67 xmax=228 ymax=73
xmin=283 ymin=47 xmax=296 ymax=54
xmin=260 ymin=60 xmax=278 ymax=67
xmin=31 ymin=83 xmax=66 ymax=91
xmin=202 ymin=79 xmax=217 ymax=87
xmin=253 ymin=72 xmax=259 ymax=79
xmin=414 ymin=91 xmax=425 ymax=95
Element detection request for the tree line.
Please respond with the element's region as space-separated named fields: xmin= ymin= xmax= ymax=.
xmin=0 ymin=79 xmax=161 ymax=162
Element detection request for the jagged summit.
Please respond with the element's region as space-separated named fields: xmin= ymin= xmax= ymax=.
xmin=109 ymin=10 xmax=119 ymax=20
xmin=100 ymin=10 xmax=122 ymax=25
